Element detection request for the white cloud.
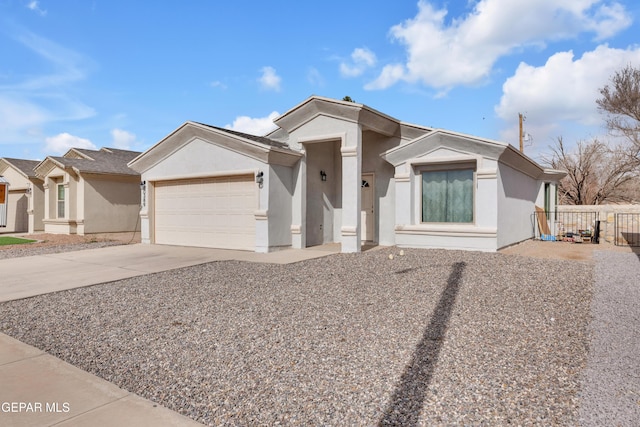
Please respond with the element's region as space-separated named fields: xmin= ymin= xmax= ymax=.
xmin=258 ymin=66 xmax=281 ymax=91
xmin=44 ymin=133 xmax=96 ymax=154
xmin=0 ymin=30 xmax=95 ymax=144
xmin=225 ymin=111 xmax=279 ymax=135
xmin=26 ymin=1 xmax=47 ymax=16
xmin=495 ymin=45 xmax=640 ymax=151
xmin=110 ymin=128 xmax=136 ymax=149
xmin=365 ymin=64 xmax=405 ymax=90
xmin=367 ymin=0 xmax=632 ymax=91
xmin=585 ymin=3 xmax=632 ymax=41
xmin=340 ymin=47 xmax=377 ymax=77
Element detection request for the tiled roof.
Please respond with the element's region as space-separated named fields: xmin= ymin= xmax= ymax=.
xmin=194 ymin=123 xmax=290 ymax=149
xmin=1 ymin=158 xmax=40 ymax=178
xmin=51 ymin=148 xmax=142 ymax=176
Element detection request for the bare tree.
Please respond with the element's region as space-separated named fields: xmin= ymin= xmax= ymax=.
xmin=543 ymin=137 xmax=639 ymax=205
xmin=597 ymin=64 xmax=640 ymax=164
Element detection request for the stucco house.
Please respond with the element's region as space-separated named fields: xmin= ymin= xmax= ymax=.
xmin=34 ymin=147 xmax=142 ymax=235
xmin=128 ymin=96 xmax=564 ymax=253
xmin=0 ymin=158 xmax=44 ymax=233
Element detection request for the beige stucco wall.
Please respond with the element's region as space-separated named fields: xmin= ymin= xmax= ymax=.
xmin=82 ymin=175 xmax=141 ymax=234
xmin=28 ymin=181 xmax=45 ymax=233
xmin=43 ymin=166 xmax=74 ymax=234
xmin=361 ymin=131 xmax=401 ymax=246
xmin=0 ymin=166 xmax=35 ymax=233
xmin=42 ymin=165 xmax=140 ymax=235
xmin=266 ymin=164 xmax=294 ymax=249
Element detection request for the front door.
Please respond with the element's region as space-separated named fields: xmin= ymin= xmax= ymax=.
xmin=361 ymin=173 xmax=374 ymax=242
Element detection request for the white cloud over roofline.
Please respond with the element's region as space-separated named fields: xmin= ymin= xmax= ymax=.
xmin=225 ymin=111 xmax=279 ymax=136
xmin=110 ymin=129 xmax=137 ymax=150
xmin=44 ymin=133 xmax=96 ymax=155
xmin=495 ymin=44 xmax=640 ymax=152
xmin=366 ymin=0 xmax=632 ymax=91
xmin=340 ymin=48 xmax=377 ymax=77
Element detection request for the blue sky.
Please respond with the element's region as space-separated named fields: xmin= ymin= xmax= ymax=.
xmin=1 ymin=0 xmax=640 ymax=162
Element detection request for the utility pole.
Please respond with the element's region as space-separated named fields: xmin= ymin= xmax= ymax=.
xmin=518 ymin=113 xmax=524 ymax=153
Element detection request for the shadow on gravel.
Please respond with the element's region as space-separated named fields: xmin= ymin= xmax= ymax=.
xmin=379 ymin=261 xmax=466 ymax=426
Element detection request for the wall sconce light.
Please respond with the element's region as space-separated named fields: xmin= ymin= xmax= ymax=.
xmin=320 ymin=170 xmax=327 ymax=181
xmin=255 ymin=171 xmax=264 ymax=188
xmin=25 ymin=186 xmax=32 ymax=196
xmin=140 ymin=181 xmax=146 ymax=207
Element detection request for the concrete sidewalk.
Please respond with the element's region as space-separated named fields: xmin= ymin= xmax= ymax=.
xmin=0 ymin=243 xmax=340 ymax=302
xmin=0 ymin=243 xmax=340 ymax=426
xmin=0 ymin=333 xmax=202 ymax=427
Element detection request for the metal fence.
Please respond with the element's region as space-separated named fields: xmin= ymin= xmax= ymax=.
xmin=531 ymin=210 xmax=600 ymax=243
xmin=614 ymin=213 xmax=640 ymax=247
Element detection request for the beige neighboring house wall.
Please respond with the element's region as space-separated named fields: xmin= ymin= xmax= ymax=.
xmin=0 ymin=158 xmax=44 ymax=233
xmin=35 ymin=147 xmax=142 ymax=235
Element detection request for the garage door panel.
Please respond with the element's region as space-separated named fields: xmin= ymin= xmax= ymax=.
xmin=154 ymin=175 xmax=256 ymax=250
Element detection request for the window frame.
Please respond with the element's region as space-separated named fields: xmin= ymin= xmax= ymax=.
xmin=57 ymin=183 xmax=65 ymax=219
xmin=417 ymin=162 xmax=476 ymax=225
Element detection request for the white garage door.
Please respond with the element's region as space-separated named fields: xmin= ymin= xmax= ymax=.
xmin=154 ymin=175 xmax=256 ymax=250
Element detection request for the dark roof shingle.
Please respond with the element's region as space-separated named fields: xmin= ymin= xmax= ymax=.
xmin=1 ymin=158 xmax=40 ymax=178
xmin=50 ymin=148 xmax=142 ymax=176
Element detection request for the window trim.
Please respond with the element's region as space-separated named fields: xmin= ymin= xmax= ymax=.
xmin=57 ymin=183 xmax=65 ymax=219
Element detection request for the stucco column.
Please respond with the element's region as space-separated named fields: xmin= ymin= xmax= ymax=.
xmin=255 ymin=169 xmax=269 ymax=253
xmin=139 ymin=180 xmax=151 ymax=244
xmin=341 ymin=126 xmax=362 ymax=253
xmin=291 ymin=151 xmax=306 ymax=249
xmin=394 ymin=167 xmax=411 ymax=226
xmin=43 ymin=182 xmax=50 ymax=221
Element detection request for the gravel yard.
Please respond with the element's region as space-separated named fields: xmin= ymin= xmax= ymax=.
xmin=0 ymin=246 xmax=593 ymax=426
xmin=0 ymin=232 xmax=138 ymax=260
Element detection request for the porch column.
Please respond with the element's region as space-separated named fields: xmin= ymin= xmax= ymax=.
xmin=394 ymin=168 xmax=411 ymax=226
xmin=341 ymin=125 xmax=362 ymax=253
xmin=140 ymin=180 xmax=151 ymax=244
xmin=291 ymin=150 xmax=306 ymax=249
xmin=43 ymin=182 xmax=50 ymax=221
xmin=255 ymin=168 xmax=269 ymax=253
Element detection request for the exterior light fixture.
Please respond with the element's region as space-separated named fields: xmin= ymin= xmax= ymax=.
xmin=320 ymin=170 xmax=327 ymax=181
xmin=255 ymin=171 xmax=264 ymax=188
xmin=140 ymin=181 xmax=146 ymax=207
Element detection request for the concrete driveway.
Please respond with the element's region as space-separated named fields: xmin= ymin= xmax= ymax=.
xmin=0 ymin=243 xmax=339 ymax=303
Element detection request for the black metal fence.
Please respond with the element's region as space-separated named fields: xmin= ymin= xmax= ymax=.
xmin=531 ymin=210 xmax=600 ymax=243
xmin=614 ymin=213 xmax=640 ymax=247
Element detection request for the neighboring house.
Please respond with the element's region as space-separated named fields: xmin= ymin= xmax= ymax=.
xmin=34 ymin=147 xmax=142 ymax=235
xmin=0 ymin=158 xmax=44 ymax=233
xmin=128 ymin=96 xmax=564 ymax=253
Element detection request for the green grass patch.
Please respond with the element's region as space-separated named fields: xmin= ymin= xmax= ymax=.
xmin=0 ymin=236 xmax=37 ymax=246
